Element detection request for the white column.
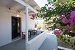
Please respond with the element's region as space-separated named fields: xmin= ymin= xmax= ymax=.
xmin=25 ymin=5 xmax=28 ymax=50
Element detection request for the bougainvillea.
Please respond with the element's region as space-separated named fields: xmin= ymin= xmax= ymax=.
xmin=56 ymin=23 xmax=60 ymax=27
xmin=31 ymin=0 xmax=75 ymax=36
xmin=54 ymin=30 xmax=60 ymax=36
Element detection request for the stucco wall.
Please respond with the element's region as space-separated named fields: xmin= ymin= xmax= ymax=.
xmin=27 ymin=31 xmax=47 ymax=50
xmin=0 ymin=5 xmax=35 ymax=47
xmin=0 ymin=5 xmax=12 ymax=47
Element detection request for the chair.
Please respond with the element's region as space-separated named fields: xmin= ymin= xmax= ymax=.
xmin=22 ymin=32 xmax=26 ymax=39
xmin=32 ymin=30 xmax=37 ymax=35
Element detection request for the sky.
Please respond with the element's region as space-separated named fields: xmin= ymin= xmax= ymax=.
xmin=34 ymin=0 xmax=48 ymax=7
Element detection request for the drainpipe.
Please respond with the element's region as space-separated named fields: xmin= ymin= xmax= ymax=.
xmin=25 ymin=5 xmax=28 ymax=50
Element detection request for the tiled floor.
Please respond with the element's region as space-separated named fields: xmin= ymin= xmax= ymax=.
xmin=0 ymin=34 xmax=39 ymax=50
xmin=0 ymin=39 xmax=26 ymax=50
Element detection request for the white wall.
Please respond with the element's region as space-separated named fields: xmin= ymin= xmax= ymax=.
xmin=0 ymin=5 xmax=36 ymax=47
xmin=28 ymin=16 xmax=36 ymax=30
xmin=35 ymin=20 xmax=44 ymax=30
xmin=27 ymin=31 xmax=47 ymax=50
xmin=0 ymin=5 xmax=12 ymax=47
xmin=21 ymin=14 xmax=36 ymax=32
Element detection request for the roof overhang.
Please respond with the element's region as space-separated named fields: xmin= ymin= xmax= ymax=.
xmin=15 ymin=0 xmax=38 ymax=13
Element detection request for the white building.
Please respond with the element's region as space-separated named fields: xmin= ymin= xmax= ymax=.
xmin=0 ymin=0 xmax=40 ymax=47
xmin=0 ymin=0 xmax=58 ymax=50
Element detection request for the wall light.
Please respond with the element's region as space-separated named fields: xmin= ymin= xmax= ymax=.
xmin=17 ymin=14 xmax=20 ymax=17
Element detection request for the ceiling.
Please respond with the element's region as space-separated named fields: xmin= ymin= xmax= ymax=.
xmin=0 ymin=0 xmax=40 ymax=14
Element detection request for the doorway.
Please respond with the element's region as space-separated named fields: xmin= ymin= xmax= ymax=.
xmin=12 ymin=16 xmax=21 ymax=40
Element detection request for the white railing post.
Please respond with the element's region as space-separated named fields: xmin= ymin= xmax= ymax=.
xmin=25 ymin=5 xmax=28 ymax=50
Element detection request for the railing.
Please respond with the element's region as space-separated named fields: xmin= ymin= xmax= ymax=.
xmin=27 ymin=31 xmax=47 ymax=50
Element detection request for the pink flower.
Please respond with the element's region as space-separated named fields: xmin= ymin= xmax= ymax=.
xmin=69 ymin=11 xmax=75 ymax=26
xmin=62 ymin=18 xmax=69 ymax=24
xmin=30 ymin=17 xmax=34 ymax=20
xmin=48 ymin=7 xmax=52 ymax=10
xmin=69 ymin=18 xmax=74 ymax=26
xmin=32 ymin=14 xmax=35 ymax=17
xmin=58 ymin=15 xmax=65 ymax=19
xmin=70 ymin=11 xmax=75 ymax=18
xmin=67 ymin=27 xmax=72 ymax=31
xmin=42 ymin=12 xmax=45 ymax=14
xmin=62 ymin=28 xmax=67 ymax=31
xmin=70 ymin=30 xmax=74 ymax=33
xmin=54 ymin=30 xmax=60 ymax=36
xmin=57 ymin=16 xmax=61 ymax=19
xmin=61 ymin=15 xmax=65 ymax=18
xmin=45 ymin=17 xmax=49 ymax=20
xmin=69 ymin=18 xmax=75 ymax=26
xmin=49 ymin=28 xmax=52 ymax=30
xmin=36 ymin=17 xmax=37 ymax=19
xmin=56 ymin=23 xmax=60 ymax=27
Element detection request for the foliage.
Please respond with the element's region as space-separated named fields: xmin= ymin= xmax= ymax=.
xmin=31 ymin=0 xmax=75 ymax=36
xmin=57 ymin=35 xmax=75 ymax=48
